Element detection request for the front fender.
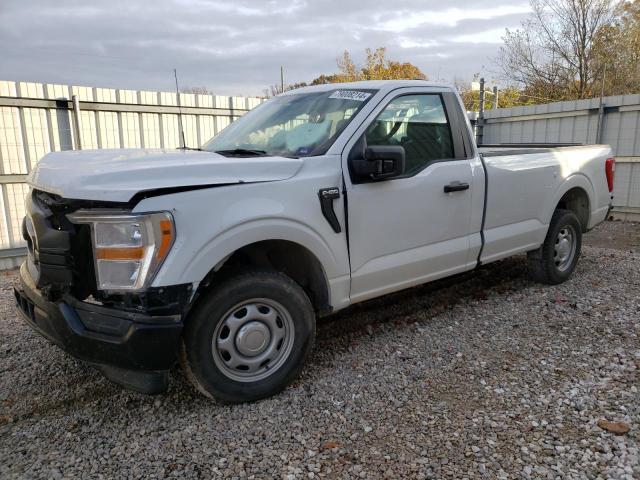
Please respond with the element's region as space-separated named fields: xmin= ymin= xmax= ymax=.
xmin=133 ymin=161 xmax=349 ymax=297
xmin=153 ymin=217 xmax=343 ymax=287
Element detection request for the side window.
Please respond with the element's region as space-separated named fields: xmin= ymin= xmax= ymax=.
xmin=365 ymin=94 xmax=454 ymax=175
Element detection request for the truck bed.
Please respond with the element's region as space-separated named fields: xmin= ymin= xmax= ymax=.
xmin=476 ymin=143 xmax=613 ymax=265
xmin=478 ymin=143 xmax=584 ymax=157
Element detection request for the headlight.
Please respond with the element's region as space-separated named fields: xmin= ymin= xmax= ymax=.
xmin=67 ymin=211 xmax=175 ymax=291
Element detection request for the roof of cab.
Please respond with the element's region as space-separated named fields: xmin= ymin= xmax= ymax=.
xmin=279 ymin=80 xmax=455 ymax=96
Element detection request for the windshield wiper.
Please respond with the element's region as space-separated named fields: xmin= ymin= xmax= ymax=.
xmin=214 ymin=148 xmax=268 ymax=157
xmin=177 ymin=146 xmax=203 ymax=151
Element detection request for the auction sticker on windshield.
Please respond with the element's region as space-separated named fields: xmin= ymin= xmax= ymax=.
xmin=329 ymin=90 xmax=372 ymax=101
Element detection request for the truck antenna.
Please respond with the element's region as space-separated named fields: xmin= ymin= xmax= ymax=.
xmin=174 ymin=68 xmax=187 ymax=149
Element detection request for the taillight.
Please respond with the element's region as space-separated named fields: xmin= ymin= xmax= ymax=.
xmin=605 ymin=157 xmax=615 ymax=192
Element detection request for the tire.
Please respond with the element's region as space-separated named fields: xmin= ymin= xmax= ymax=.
xmin=180 ymin=269 xmax=315 ymax=403
xmin=527 ymin=209 xmax=582 ymax=285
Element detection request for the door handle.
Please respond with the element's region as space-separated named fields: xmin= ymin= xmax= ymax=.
xmin=444 ymin=182 xmax=470 ymax=193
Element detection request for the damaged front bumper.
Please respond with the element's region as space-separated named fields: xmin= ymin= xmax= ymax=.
xmin=14 ymin=262 xmax=185 ymax=394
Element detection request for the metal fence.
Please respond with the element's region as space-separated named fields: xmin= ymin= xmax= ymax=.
xmin=481 ymin=94 xmax=640 ymax=221
xmin=0 ymin=80 xmax=264 ymax=269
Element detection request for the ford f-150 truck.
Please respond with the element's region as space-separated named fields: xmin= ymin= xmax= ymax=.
xmin=14 ymin=80 xmax=615 ymax=402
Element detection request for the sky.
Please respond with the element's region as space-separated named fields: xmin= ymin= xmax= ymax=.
xmin=0 ymin=0 xmax=532 ymax=96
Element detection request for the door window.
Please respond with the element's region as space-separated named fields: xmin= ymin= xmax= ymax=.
xmin=365 ymin=94 xmax=454 ymax=174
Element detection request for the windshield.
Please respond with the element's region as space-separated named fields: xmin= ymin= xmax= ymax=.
xmin=202 ymin=89 xmax=377 ymax=157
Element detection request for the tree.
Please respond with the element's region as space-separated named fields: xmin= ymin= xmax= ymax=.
xmin=263 ymin=82 xmax=308 ymax=98
xmin=497 ymin=0 xmax=620 ymax=100
xmin=592 ymin=0 xmax=640 ymax=95
xmin=266 ymin=48 xmax=427 ymax=96
xmin=337 ymin=50 xmax=359 ymax=82
xmin=181 ymin=86 xmax=213 ymax=95
xmin=310 ymin=47 xmax=427 ymax=84
xmin=455 ymin=76 xmax=535 ymax=111
xmin=362 ymin=48 xmax=427 ymax=80
xmin=310 ymin=74 xmax=343 ymax=85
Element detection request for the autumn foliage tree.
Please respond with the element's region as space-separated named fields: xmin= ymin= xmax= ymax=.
xmin=264 ymin=48 xmax=427 ymax=97
xmin=263 ymin=82 xmax=309 ymax=97
xmin=456 ymin=77 xmax=533 ymax=111
xmin=312 ymin=48 xmax=427 ymax=84
xmin=496 ymin=0 xmax=639 ymax=101
xmin=181 ymin=86 xmax=213 ymax=95
xmin=592 ymin=0 xmax=640 ymax=95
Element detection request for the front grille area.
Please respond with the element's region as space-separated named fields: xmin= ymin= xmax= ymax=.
xmin=26 ymin=190 xmax=74 ymax=289
xmin=24 ymin=190 xmax=95 ymax=300
xmin=22 ymin=190 xmax=188 ymax=314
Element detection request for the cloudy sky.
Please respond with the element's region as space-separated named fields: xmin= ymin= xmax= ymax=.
xmin=0 ymin=0 xmax=532 ymax=96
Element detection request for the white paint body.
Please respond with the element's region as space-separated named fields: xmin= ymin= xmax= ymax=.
xmin=29 ymin=148 xmax=303 ymax=202
xmin=27 ymin=81 xmax=613 ymax=312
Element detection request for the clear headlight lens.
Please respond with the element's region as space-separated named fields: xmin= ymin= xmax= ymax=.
xmin=67 ymin=211 xmax=175 ymax=291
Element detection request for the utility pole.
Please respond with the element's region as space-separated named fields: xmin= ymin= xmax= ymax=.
xmin=596 ymin=64 xmax=607 ymax=144
xmin=477 ymin=77 xmax=485 ymax=145
xmin=280 ymin=66 xmax=285 ymax=94
xmin=71 ymin=95 xmax=82 ymax=150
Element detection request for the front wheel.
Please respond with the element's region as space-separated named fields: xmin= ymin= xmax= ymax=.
xmin=527 ymin=209 xmax=582 ymax=285
xmin=180 ymin=270 xmax=315 ymax=403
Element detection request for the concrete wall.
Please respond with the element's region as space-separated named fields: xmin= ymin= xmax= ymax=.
xmin=0 ymin=80 xmax=264 ymax=269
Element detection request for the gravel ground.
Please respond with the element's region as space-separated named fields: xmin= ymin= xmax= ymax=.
xmin=1 ymin=221 xmax=638 ymax=479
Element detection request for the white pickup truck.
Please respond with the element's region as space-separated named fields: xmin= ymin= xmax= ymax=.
xmin=15 ymin=80 xmax=615 ymax=402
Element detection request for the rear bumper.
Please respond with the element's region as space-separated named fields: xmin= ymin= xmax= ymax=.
xmin=14 ymin=263 xmax=183 ymax=393
xmin=588 ymin=203 xmax=613 ymax=231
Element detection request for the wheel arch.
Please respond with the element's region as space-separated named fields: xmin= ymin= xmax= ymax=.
xmin=550 ymin=175 xmax=594 ymax=232
xmin=194 ymin=239 xmax=332 ymax=315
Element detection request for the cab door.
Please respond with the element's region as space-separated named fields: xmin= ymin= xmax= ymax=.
xmin=344 ymin=89 xmax=476 ymax=302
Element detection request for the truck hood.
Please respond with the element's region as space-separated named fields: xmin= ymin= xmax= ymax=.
xmin=27 ymin=148 xmax=304 ymax=202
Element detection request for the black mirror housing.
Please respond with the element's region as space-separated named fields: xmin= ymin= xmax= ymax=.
xmin=351 ymin=145 xmax=405 ymax=181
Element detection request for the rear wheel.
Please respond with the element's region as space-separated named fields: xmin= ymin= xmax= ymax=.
xmin=180 ymin=270 xmax=315 ymax=403
xmin=527 ymin=209 xmax=582 ymax=285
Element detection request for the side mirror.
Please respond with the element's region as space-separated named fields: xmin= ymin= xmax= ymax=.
xmin=351 ymin=145 xmax=405 ymax=181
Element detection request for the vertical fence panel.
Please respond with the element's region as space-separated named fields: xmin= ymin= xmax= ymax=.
xmin=94 ymin=88 xmax=117 ymax=103
xmin=5 ymin=183 xmax=30 ymax=245
xmin=22 ymin=108 xmax=51 ymax=169
xmin=139 ymin=91 xmax=158 ymax=105
xmin=48 ymin=109 xmax=74 ymax=151
xmin=121 ymin=112 xmax=141 ymax=148
xmin=214 ymin=96 xmax=229 ymax=109
xmin=161 ymin=114 xmax=180 ymax=148
xmin=199 ymin=115 xmax=216 ymax=144
xmin=160 ymin=92 xmax=177 ymax=106
xmin=216 ymin=116 xmax=231 ymax=133
xmin=141 ymin=113 xmax=161 ymax=148
xmin=617 ymin=110 xmax=638 ymax=157
xmin=44 ymin=84 xmax=69 ymax=100
xmin=0 ymin=189 xmax=10 ymax=249
xmin=613 ymin=163 xmax=633 ymax=208
xmin=98 ymin=112 xmax=121 ymax=148
xmin=0 ymin=107 xmax=26 ymax=174
xmin=79 ymin=111 xmax=99 ymax=149
xmin=629 ymin=164 xmax=640 ymax=208
xmin=182 ymin=115 xmax=198 ymax=147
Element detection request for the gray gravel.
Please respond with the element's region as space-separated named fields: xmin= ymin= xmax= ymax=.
xmin=1 ymin=221 xmax=638 ymax=479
